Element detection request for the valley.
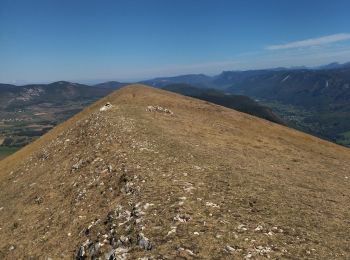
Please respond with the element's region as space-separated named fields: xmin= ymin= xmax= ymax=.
xmin=0 ymin=101 xmax=87 ymax=147
xmin=0 ymin=81 xmax=126 ymax=158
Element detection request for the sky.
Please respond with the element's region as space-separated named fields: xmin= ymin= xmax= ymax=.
xmin=1 ymin=0 xmax=350 ymax=84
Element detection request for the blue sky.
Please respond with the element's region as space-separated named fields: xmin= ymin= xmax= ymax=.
xmin=1 ymin=0 xmax=350 ymax=84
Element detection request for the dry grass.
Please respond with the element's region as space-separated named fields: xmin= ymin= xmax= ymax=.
xmin=0 ymin=85 xmax=349 ymax=259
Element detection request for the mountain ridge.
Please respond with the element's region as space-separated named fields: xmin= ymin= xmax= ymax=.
xmin=162 ymin=83 xmax=284 ymax=124
xmin=0 ymin=85 xmax=349 ymax=259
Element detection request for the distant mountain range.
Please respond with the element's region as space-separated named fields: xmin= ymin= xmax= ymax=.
xmin=0 ymin=81 xmax=127 ymax=110
xmin=314 ymin=61 xmax=350 ymax=70
xmin=1 ymin=61 xmax=350 ymax=147
xmin=0 ymin=80 xmax=283 ymax=149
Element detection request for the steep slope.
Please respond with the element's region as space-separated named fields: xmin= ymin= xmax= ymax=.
xmin=0 ymin=85 xmax=349 ymax=259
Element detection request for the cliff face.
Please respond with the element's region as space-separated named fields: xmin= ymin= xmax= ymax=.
xmin=0 ymin=85 xmax=349 ymax=259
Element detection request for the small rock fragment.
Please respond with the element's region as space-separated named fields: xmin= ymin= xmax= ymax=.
xmin=255 ymin=225 xmax=263 ymax=232
xmin=206 ymin=202 xmax=220 ymax=208
xmin=76 ymin=245 xmax=85 ymax=259
xmin=138 ymin=233 xmax=152 ymax=250
xmin=167 ymin=226 xmax=177 ymax=236
xmin=185 ymin=249 xmax=196 ymax=256
xmin=226 ymin=245 xmax=236 ymax=253
xmin=100 ymin=102 xmax=113 ymax=112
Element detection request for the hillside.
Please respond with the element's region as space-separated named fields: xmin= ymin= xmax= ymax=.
xmin=0 ymin=81 xmax=117 ymax=110
xmin=224 ymin=69 xmax=350 ymax=107
xmin=0 ymin=85 xmax=349 ymax=259
xmin=140 ymin=67 xmax=350 ymax=147
xmin=0 ymin=81 xmax=119 ymax=148
xmin=223 ymin=69 xmax=350 ymax=146
xmin=162 ymin=84 xmax=284 ymax=124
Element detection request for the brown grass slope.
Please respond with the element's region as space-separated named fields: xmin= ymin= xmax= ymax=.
xmin=0 ymin=85 xmax=349 ymax=259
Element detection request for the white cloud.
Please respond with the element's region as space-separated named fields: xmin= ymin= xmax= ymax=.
xmin=266 ymin=33 xmax=350 ymax=50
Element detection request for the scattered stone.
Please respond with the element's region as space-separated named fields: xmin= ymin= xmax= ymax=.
xmin=85 ymin=219 xmax=100 ymax=235
xmin=72 ymin=159 xmax=84 ymax=170
xmin=167 ymin=226 xmax=177 ymax=236
xmin=143 ymin=203 xmax=154 ymax=210
xmin=183 ymin=184 xmax=195 ymax=193
xmin=255 ymin=225 xmax=263 ymax=232
xmin=255 ymin=245 xmax=272 ymax=255
xmin=206 ymin=201 xmax=220 ymax=208
xmin=146 ymin=105 xmax=173 ymax=115
xmin=226 ymin=245 xmax=236 ymax=253
xmin=89 ymin=241 xmax=102 ymax=257
xmin=177 ymin=247 xmax=185 ymax=252
xmin=185 ymin=249 xmax=196 ymax=256
xmin=138 ymin=233 xmax=152 ymax=250
xmin=119 ymin=235 xmax=131 ymax=246
xmin=106 ymin=247 xmax=129 ymax=260
xmin=76 ymin=245 xmax=86 ymax=259
xmin=34 ymin=196 xmax=43 ymax=204
xmin=100 ymin=102 xmax=113 ymax=112
xmin=174 ymin=214 xmax=191 ymax=223
xmin=237 ymin=224 xmax=248 ymax=232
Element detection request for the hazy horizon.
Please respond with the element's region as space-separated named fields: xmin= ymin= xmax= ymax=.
xmin=2 ymin=59 xmax=350 ymax=86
